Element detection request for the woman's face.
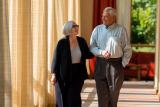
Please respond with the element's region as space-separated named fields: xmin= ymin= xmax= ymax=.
xmin=71 ymin=23 xmax=79 ymax=35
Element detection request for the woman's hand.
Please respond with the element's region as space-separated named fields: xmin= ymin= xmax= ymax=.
xmin=51 ymin=73 xmax=56 ymax=85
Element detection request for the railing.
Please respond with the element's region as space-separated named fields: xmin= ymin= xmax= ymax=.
xmin=131 ymin=44 xmax=155 ymax=47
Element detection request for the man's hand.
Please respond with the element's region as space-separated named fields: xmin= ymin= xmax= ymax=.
xmin=50 ymin=73 xmax=56 ymax=85
xmin=101 ymin=50 xmax=111 ymax=59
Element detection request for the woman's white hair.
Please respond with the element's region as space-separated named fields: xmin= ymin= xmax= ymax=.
xmin=103 ymin=7 xmax=116 ymax=16
xmin=63 ymin=21 xmax=75 ymax=35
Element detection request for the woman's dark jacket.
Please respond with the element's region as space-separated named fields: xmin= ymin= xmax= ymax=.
xmin=51 ymin=36 xmax=94 ymax=83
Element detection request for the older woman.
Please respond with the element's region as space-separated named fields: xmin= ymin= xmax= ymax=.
xmin=51 ymin=21 xmax=94 ymax=107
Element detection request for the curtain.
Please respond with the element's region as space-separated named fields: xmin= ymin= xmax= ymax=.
xmin=93 ymin=0 xmax=116 ymax=28
xmin=0 ymin=0 xmax=82 ymax=107
xmin=48 ymin=0 xmax=81 ymax=61
xmin=48 ymin=0 xmax=81 ymax=69
xmin=10 ymin=0 xmax=49 ymax=106
xmin=10 ymin=0 xmax=34 ymax=107
xmin=0 ymin=0 xmax=12 ymax=107
xmin=49 ymin=0 xmax=81 ymax=44
xmin=32 ymin=0 xmax=48 ymax=106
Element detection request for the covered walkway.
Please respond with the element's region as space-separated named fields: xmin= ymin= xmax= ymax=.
xmin=1 ymin=0 xmax=160 ymax=106
xmin=81 ymin=80 xmax=160 ymax=107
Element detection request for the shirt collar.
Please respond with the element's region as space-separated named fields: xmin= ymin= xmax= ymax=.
xmin=103 ymin=23 xmax=116 ymax=30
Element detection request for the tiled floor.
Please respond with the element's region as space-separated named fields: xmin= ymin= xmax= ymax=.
xmin=81 ymin=80 xmax=160 ymax=107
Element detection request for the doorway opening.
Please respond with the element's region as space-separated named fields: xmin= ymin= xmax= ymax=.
xmin=124 ymin=0 xmax=157 ymax=81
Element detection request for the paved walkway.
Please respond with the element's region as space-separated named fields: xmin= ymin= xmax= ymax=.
xmin=81 ymin=80 xmax=160 ymax=107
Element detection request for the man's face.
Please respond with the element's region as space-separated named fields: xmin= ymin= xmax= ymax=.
xmin=102 ymin=12 xmax=115 ymax=26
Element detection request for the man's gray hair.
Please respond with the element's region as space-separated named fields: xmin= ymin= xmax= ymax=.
xmin=103 ymin=7 xmax=116 ymax=16
xmin=63 ymin=21 xmax=74 ymax=35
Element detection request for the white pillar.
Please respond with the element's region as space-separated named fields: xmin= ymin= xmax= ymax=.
xmin=156 ymin=0 xmax=160 ymax=95
xmin=117 ymin=0 xmax=131 ymax=39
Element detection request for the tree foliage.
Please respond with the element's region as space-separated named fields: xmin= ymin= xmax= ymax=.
xmin=131 ymin=0 xmax=156 ymax=44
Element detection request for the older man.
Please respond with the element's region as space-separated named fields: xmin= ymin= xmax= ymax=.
xmin=90 ymin=7 xmax=132 ymax=107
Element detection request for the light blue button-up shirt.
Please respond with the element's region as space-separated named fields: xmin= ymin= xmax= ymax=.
xmin=90 ymin=23 xmax=132 ymax=67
